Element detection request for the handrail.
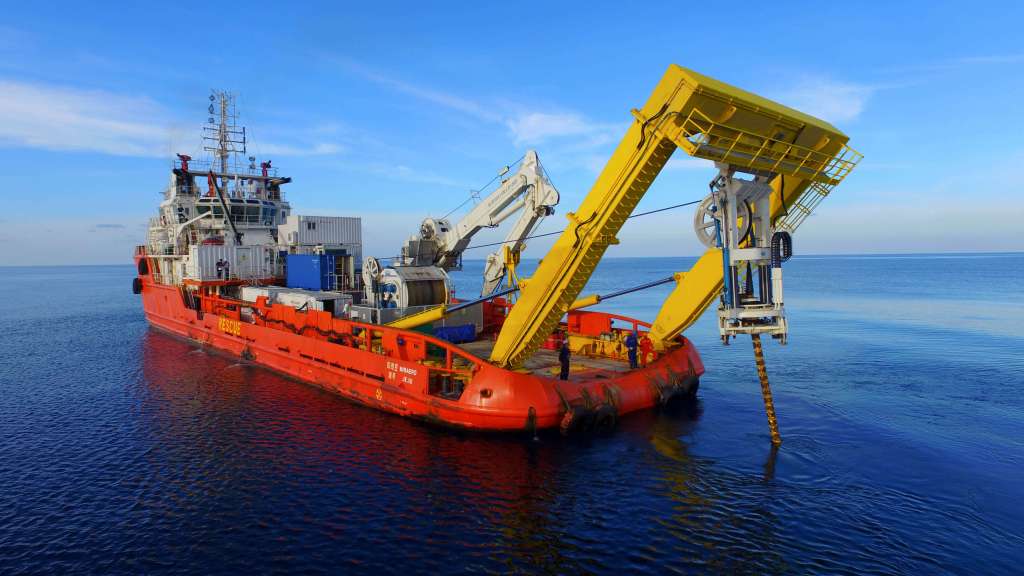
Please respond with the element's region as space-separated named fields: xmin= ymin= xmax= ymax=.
xmin=205 ymin=293 xmax=488 ymax=366
xmin=677 ymin=107 xmax=861 ymax=185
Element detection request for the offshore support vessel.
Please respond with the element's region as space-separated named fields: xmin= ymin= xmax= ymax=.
xmin=134 ymin=66 xmax=860 ymax=437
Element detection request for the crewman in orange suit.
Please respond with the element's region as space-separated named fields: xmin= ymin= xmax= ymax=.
xmin=639 ymin=334 xmax=654 ymax=366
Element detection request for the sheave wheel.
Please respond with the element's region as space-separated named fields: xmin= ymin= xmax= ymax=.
xmin=692 ymin=195 xmax=751 ymax=249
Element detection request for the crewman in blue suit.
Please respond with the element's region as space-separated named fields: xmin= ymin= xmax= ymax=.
xmin=559 ymin=338 xmax=571 ymax=380
xmin=626 ymin=330 xmax=639 ymax=369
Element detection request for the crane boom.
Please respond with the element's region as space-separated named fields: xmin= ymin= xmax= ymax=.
xmin=379 ymin=150 xmax=558 ymax=315
xmin=489 ymin=65 xmax=860 ymax=368
xmin=417 ymin=150 xmax=557 ymax=280
xmin=480 ymin=153 xmax=558 ymax=295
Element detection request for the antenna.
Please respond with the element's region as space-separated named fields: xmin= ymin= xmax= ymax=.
xmin=202 ymin=90 xmax=247 ymax=188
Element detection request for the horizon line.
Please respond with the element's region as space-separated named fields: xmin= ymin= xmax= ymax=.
xmin=2 ymin=249 xmax=1022 ymax=268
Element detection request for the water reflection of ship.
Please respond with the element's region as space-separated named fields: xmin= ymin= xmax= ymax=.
xmin=645 ymin=414 xmax=785 ymax=572
xmin=138 ymin=329 xmax=616 ymax=570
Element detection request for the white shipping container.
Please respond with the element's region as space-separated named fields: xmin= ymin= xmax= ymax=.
xmin=279 ymin=215 xmax=361 ymax=247
xmin=274 ymin=291 xmax=324 ymax=311
xmin=186 ymin=244 xmax=279 ymax=281
xmin=240 ymin=285 xmax=352 ymax=317
xmin=240 ymin=286 xmax=276 ymax=303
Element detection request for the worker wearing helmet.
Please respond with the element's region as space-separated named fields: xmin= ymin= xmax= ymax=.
xmin=639 ymin=333 xmax=654 ymax=366
xmin=626 ymin=330 xmax=639 ymax=369
xmin=558 ymin=337 xmax=571 ymax=380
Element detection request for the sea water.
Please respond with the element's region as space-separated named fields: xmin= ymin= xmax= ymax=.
xmin=0 ymin=254 xmax=1021 ymax=574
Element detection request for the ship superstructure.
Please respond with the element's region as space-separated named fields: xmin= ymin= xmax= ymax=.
xmin=144 ymin=91 xmax=361 ymax=294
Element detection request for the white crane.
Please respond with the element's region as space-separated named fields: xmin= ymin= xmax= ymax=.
xmin=404 ymin=150 xmax=559 ymax=296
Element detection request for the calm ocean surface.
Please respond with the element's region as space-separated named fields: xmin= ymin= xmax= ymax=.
xmin=1 ymin=254 xmax=1022 ymax=574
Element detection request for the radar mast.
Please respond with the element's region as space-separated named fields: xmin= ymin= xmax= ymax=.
xmin=202 ymin=91 xmax=247 ymax=189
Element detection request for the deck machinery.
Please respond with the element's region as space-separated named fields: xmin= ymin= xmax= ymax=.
xmin=378 ymin=150 xmax=558 ymax=329
xmin=486 ymin=65 xmax=860 ymax=441
xmin=381 ymin=66 xmax=860 ymax=441
xmin=491 ymin=66 xmax=860 ymax=367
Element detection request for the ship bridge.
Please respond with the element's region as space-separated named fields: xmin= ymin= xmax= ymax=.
xmin=144 ymin=91 xmax=361 ymax=290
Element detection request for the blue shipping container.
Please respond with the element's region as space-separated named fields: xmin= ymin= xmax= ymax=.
xmin=286 ymin=254 xmax=335 ymax=290
xmin=433 ymin=324 xmax=476 ymax=344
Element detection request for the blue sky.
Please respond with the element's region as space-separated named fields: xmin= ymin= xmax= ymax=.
xmin=1 ymin=1 xmax=1022 ymax=265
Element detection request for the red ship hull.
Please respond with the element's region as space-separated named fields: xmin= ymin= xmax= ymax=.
xmin=136 ymin=255 xmax=703 ymax=434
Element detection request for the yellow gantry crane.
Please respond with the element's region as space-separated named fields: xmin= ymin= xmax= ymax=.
xmin=489 ymin=65 xmax=861 ymax=379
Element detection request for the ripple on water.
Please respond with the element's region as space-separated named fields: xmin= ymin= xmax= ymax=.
xmin=1 ymin=260 xmax=1023 ymax=574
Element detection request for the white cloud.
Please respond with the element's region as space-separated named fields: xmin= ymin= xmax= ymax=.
xmin=0 ymin=79 xmax=348 ymax=159
xmin=259 ymin=142 xmax=346 ymax=156
xmin=505 ymin=112 xmax=591 ymax=145
xmin=332 ymin=57 xmax=502 ymax=123
xmin=0 ymin=79 xmax=170 ymax=156
xmin=333 ymin=58 xmax=615 ymax=151
xmin=320 ymin=159 xmax=474 ymax=191
xmin=772 ymin=78 xmax=874 ymax=124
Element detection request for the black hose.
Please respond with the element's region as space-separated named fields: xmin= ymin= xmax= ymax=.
xmin=636 ymin=104 xmax=669 ymax=150
xmin=572 ymin=212 xmax=597 ymax=248
xmin=742 ymin=199 xmax=754 ymax=246
xmin=770 ymin=231 xmax=792 ymax=267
